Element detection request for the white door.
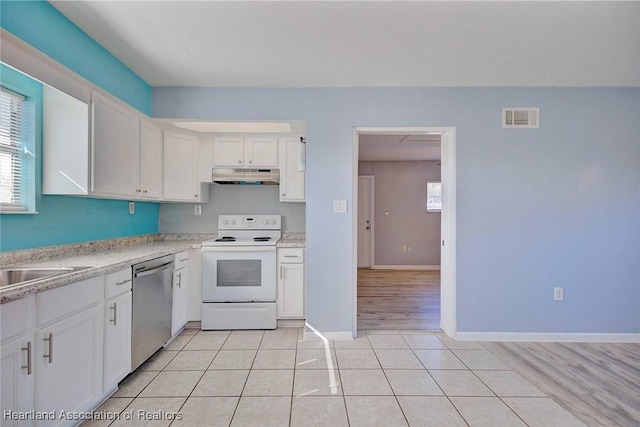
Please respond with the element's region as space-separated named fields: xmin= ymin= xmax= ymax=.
xmin=213 ymin=136 xmax=244 ymax=166
xmin=139 ymin=119 xmax=163 ymax=199
xmin=245 ymin=137 xmax=278 ymax=167
xmin=91 ymin=92 xmax=139 ymax=196
xmin=163 ymin=131 xmax=197 ymax=201
xmin=440 ymin=128 xmax=457 ymax=336
xmin=35 ymin=307 xmax=103 ymax=426
xmin=172 ymin=266 xmax=189 ymax=336
xmin=357 ymin=176 xmax=374 ymax=268
xmin=103 ymin=292 xmax=132 ymax=393
xmin=279 ymin=137 xmax=305 ymax=202
xmin=1 ymin=339 xmax=34 ymax=426
xmin=277 ymin=263 xmax=304 ymax=319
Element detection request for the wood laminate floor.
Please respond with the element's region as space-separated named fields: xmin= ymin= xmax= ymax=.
xmin=484 ymin=341 xmax=640 ymax=427
xmin=357 ymin=269 xmax=440 ymax=331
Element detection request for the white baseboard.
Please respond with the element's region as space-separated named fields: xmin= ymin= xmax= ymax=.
xmin=278 ymin=319 xmax=305 ymax=328
xmin=371 ymin=265 xmax=440 ymax=270
xmin=455 ymin=332 xmax=640 ymax=343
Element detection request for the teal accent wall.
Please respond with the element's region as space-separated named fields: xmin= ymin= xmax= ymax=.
xmin=0 ymin=2 xmax=159 ymax=251
xmin=0 ymin=0 xmax=152 ymax=114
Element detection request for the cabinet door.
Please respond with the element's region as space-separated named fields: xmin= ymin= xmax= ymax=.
xmin=277 ymin=263 xmax=305 ymax=319
xmin=172 ymin=267 xmax=189 ymax=336
xmin=103 ymin=292 xmax=132 ymax=393
xmin=139 ymin=119 xmax=163 ymax=199
xmin=91 ymin=92 xmax=139 ymax=196
xmin=279 ymin=137 xmax=305 ymax=202
xmin=1 ymin=339 xmax=34 ymax=427
xmin=42 ymin=86 xmax=89 ymax=196
xmin=34 ymin=306 xmax=103 ymax=426
xmin=213 ymin=137 xmax=244 ymax=167
xmin=163 ymin=131 xmax=199 ymax=201
xmin=245 ymin=137 xmax=278 ymax=167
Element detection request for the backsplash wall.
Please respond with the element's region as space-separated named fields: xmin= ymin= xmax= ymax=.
xmin=158 ymin=184 xmax=306 ymax=233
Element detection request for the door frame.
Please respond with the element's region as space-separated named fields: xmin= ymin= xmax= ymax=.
xmin=357 ymin=175 xmax=375 ymax=268
xmin=353 ymin=126 xmax=457 ymax=338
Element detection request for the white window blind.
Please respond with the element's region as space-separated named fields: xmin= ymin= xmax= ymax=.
xmin=0 ymin=87 xmax=26 ymax=211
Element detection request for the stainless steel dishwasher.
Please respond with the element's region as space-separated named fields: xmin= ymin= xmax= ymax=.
xmin=131 ymin=254 xmax=174 ymax=371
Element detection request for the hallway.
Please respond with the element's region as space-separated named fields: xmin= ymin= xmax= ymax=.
xmin=357 ymin=269 xmax=440 ymax=331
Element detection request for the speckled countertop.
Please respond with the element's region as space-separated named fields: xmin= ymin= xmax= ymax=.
xmin=278 ymin=233 xmax=306 ymax=248
xmin=1 ymin=231 xmax=304 ymax=304
xmin=0 ymin=240 xmax=202 ymax=304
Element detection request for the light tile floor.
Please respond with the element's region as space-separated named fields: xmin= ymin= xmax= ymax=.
xmin=84 ymin=327 xmax=587 ymax=426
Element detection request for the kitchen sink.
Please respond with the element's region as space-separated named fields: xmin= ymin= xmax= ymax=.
xmin=0 ymin=266 xmax=92 ymax=289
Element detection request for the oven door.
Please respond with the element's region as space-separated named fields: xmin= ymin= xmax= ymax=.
xmin=201 ymin=247 xmax=276 ymax=302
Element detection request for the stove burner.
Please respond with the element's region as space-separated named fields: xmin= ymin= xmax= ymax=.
xmin=253 ymin=237 xmax=272 ymax=242
xmin=215 ymin=236 xmax=236 ymax=242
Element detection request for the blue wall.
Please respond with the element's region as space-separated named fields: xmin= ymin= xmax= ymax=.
xmin=0 ymin=1 xmax=158 ymax=251
xmin=154 ymin=87 xmax=640 ymax=335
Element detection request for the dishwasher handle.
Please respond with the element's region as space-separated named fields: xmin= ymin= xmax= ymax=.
xmin=134 ymin=262 xmax=174 ymax=278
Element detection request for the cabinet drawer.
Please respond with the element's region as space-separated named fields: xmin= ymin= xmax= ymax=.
xmin=174 ymin=251 xmax=189 ymax=270
xmin=36 ymin=276 xmax=103 ymax=327
xmin=278 ymin=248 xmax=304 ymax=263
xmin=105 ymin=268 xmax=132 ymax=299
xmin=1 ymin=294 xmax=34 ymax=344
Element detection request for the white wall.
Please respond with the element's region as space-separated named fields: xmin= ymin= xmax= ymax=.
xmin=153 ymin=87 xmax=640 ymax=335
xmin=359 ymin=161 xmax=441 ymax=266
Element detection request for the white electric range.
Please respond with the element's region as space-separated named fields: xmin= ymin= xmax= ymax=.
xmin=200 ymin=215 xmax=281 ymax=330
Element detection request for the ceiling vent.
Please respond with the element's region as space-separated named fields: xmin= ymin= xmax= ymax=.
xmin=502 ymin=108 xmax=540 ymax=128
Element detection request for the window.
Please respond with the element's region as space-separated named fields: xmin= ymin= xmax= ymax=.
xmin=427 ymin=181 xmax=442 ymax=212
xmin=0 ymin=87 xmax=29 ymax=212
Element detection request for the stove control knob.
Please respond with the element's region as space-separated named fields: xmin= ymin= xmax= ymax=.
xmin=223 ymin=220 xmax=229 ymax=225
xmin=231 ymin=219 xmax=237 ymax=225
xmin=263 ymin=219 xmax=269 ymax=225
xmin=271 ymin=219 xmax=277 ymax=225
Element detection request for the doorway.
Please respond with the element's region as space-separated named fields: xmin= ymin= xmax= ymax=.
xmin=352 ymin=127 xmax=457 ymax=337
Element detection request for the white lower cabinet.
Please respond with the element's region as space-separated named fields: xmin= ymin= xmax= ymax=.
xmin=1 ymin=295 xmax=35 ymax=427
xmin=172 ymin=252 xmax=189 ymax=336
xmin=277 ymin=248 xmax=305 ymax=319
xmin=103 ymin=270 xmax=132 ymax=393
xmin=34 ymin=276 xmax=104 ymax=427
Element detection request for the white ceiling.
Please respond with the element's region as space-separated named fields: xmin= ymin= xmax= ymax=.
xmin=359 ymin=134 xmax=441 ymax=161
xmin=50 ymin=1 xmax=640 ymax=88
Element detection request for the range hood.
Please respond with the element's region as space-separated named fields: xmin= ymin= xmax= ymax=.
xmin=212 ymin=168 xmax=280 ymax=185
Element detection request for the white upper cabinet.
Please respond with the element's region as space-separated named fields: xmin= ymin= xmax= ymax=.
xmin=43 ymin=86 xmax=90 ymax=195
xmin=279 ymin=137 xmax=305 ymax=202
xmin=164 ymin=131 xmax=208 ymax=202
xmin=245 ymin=137 xmax=278 ymax=167
xmin=91 ymin=91 xmax=140 ymax=197
xmin=139 ymin=119 xmax=163 ymax=199
xmin=213 ymin=136 xmax=278 ymax=168
xmin=213 ymin=136 xmax=244 ymax=167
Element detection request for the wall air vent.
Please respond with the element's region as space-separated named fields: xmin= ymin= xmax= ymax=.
xmin=502 ymin=107 xmax=540 ymax=128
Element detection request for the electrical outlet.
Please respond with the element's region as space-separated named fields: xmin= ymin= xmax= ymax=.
xmin=128 ymin=201 xmax=135 ymax=215
xmin=402 ymin=245 xmax=408 ymax=252
xmin=407 ymin=245 xmax=412 ymax=251
xmin=554 ymin=287 xmax=564 ymax=301
xmin=384 ymin=209 xmax=390 ymax=216
xmin=195 ymin=205 xmax=202 ymax=216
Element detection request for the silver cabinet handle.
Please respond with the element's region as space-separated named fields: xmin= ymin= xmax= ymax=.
xmin=177 ymin=272 xmax=182 ymax=288
xmin=283 ymin=255 xmax=298 ymax=258
xmin=279 ymin=265 xmax=284 ymax=279
xmin=21 ymin=341 xmax=32 ymax=375
xmin=115 ymin=279 xmax=130 ymax=286
xmin=110 ymin=302 xmax=118 ymax=326
xmin=179 ymin=258 xmax=188 ymax=262
xmin=238 ymin=160 xmax=242 ymax=164
xmin=43 ymin=333 xmax=53 ymax=364
xmin=143 ymin=190 xmax=147 ymax=194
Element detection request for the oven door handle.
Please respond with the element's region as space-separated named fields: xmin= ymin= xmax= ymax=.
xmin=201 ymin=247 xmax=276 ymax=252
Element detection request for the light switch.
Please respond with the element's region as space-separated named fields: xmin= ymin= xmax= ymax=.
xmin=384 ymin=209 xmax=390 ymax=216
xmin=333 ymin=200 xmax=348 ymax=213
